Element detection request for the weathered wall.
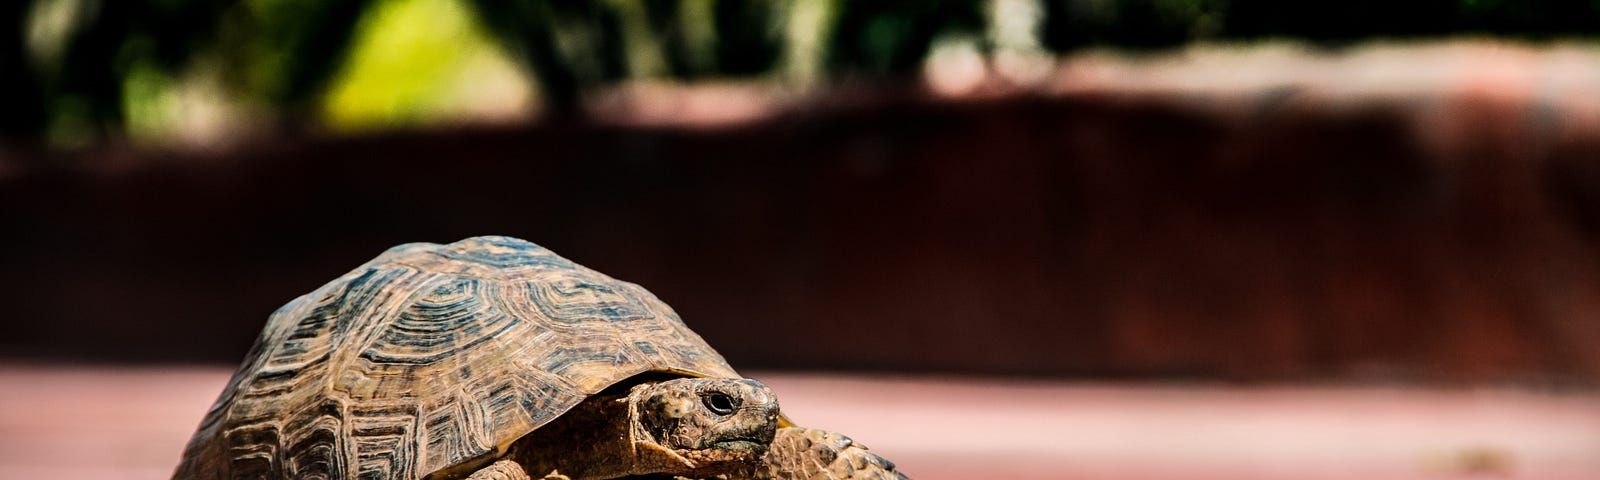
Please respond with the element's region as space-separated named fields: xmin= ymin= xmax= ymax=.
xmin=4 ymin=82 xmax=1599 ymax=383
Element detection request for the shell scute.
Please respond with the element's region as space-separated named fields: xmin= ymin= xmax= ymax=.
xmin=282 ymin=397 xmax=350 ymax=478
xmin=348 ymin=401 xmax=420 ymax=479
xmin=431 ymin=236 xmax=577 ymax=270
xmin=222 ymin=420 xmax=280 ymax=478
xmin=363 ymin=278 xmax=517 ymax=365
xmin=525 ymin=275 xmax=656 ymax=324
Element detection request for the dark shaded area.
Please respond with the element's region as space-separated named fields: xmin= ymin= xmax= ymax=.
xmin=4 ymin=91 xmax=1598 ymax=384
xmin=825 ymin=1 xmax=986 ymax=77
xmin=0 ymin=2 xmax=45 ymax=139
xmin=1218 ymin=0 xmax=1461 ymax=41
xmin=467 ymin=1 xmax=632 ymax=117
xmin=0 ymin=0 xmax=233 ymax=142
xmin=249 ymin=1 xmax=374 ymax=116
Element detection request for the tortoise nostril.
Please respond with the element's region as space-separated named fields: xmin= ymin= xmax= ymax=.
xmin=704 ymin=392 xmax=737 ymax=415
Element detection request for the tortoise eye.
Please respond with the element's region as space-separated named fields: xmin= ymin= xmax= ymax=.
xmin=703 ymin=392 xmax=737 ymax=415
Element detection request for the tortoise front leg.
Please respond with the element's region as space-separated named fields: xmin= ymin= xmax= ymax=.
xmin=758 ymin=427 xmax=909 ymax=480
xmin=463 ymin=459 xmax=571 ymax=480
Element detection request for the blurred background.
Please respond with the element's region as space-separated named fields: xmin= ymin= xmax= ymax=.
xmin=3 ymin=1 xmax=1600 ymax=479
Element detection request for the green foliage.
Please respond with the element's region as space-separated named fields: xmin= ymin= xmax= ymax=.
xmin=322 ymin=0 xmax=529 ymax=130
xmin=6 ymin=0 xmax=1600 ymax=146
xmin=5 ymin=0 xmax=234 ymax=142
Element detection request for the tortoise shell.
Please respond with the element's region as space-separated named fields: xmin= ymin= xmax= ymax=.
xmin=172 ymin=236 xmax=739 ymax=479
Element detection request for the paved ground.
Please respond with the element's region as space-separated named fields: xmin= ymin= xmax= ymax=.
xmin=0 ymin=364 xmax=1596 ymax=480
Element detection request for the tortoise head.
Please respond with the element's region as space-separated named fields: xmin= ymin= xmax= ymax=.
xmin=628 ymin=378 xmax=780 ymax=474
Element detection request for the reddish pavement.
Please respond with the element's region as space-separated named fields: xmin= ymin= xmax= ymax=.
xmin=1 ymin=365 xmax=1596 ymax=480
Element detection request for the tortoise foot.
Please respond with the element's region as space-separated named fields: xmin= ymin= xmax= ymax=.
xmin=759 ymin=427 xmax=909 ymax=480
xmin=464 ymin=459 xmax=533 ymax=480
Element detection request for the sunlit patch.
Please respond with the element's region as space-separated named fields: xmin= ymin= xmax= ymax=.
xmin=24 ymin=0 xmax=88 ymax=72
xmin=923 ymin=36 xmax=987 ymax=96
xmin=320 ymin=0 xmax=536 ymax=131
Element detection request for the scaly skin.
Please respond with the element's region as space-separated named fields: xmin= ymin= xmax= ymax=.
xmin=460 ymin=378 xmax=907 ymax=480
xmin=758 ymin=427 xmax=909 ymax=480
xmin=466 ymin=426 xmax=908 ymax=480
xmin=460 ymin=461 xmax=572 ymax=480
xmin=519 ymin=378 xmax=776 ymax=480
xmin=464 ymin=460 xmax=532 ymax=480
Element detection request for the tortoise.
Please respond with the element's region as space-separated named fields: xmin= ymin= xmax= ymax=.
xmin=173 ymin=236 xmax=906 ymax=480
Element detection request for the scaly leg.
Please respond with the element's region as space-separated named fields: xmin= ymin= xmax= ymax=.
xmin=758 ymin=427 xmax=909 ymax=480
xmin=463 ymin=459 xmax=568 ymax=480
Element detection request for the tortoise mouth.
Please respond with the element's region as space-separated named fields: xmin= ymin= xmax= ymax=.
xmin=706 ymin=437 xmax=767 ymax=452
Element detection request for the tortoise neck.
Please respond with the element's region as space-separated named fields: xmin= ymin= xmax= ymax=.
xmin=506 ymin=392 xmax=638 ymax=479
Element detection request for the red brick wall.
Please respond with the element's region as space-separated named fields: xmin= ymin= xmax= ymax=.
xmin=4 ymin=62 xmax=1598 ymax=383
